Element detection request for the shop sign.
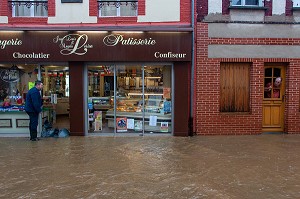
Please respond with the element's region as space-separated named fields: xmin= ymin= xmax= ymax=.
xmin=0 ymin=38 xmax=22 ymax=49
xmin=0 ymin=66 xmax=20 ymax=82
xmin=0 ymin=31 xmax=192 ymax=62
xmin=53 ymin=34 xmax=93 ymax=56
xmin=103 ymin=34 xmax=156 ymax=46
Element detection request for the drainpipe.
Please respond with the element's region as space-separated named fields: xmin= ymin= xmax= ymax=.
xmin=38 ymin=65 xmax=42 ymax=136
xmin=188 ymin=0 xmax=195 ymax=136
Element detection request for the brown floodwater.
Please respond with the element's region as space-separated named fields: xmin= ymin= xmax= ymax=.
xmin=0 ymin=134 xmax=299 ymax=199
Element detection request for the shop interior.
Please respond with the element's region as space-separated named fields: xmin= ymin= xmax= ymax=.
xmin=0 ymin=63 xmax=172 ymax=135
xmin=0 ymin=64 xmax=70 ymax=132
xmin=87 ymin=64 xmax=172 ymax=135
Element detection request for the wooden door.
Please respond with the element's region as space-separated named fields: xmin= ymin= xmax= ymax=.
xmin=262 ymin=65 xmax=285 ymax=132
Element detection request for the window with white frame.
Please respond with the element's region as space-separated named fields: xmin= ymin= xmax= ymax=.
xmin=12 ymin=0 xmax=48 ymax=17
xmin=231 ymin=0 xmax=263 ymax=6
xmin=98 ymin=0 xmax=138 ymax=17
xmin=294 ymin=0 xmax=300 ymax=7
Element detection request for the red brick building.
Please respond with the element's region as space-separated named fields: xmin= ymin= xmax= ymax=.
xmin=195 ymin=0 xmax=300 ymax=135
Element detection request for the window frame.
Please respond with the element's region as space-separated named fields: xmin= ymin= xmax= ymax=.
xmin=294 ymin=0 xmax=300 ymax=7
xmin=11 ymin=0 xmax=48 ymax=17
xmin=98 ymin=0 xmax=138 ymax=17
xmin=231 ymin=0 xmax=263 ymax=7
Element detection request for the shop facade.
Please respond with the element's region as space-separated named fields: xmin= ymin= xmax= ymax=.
xmin=0 ymin=31 xmax=192 ymax=136
xmin=195 ymin=1 xmax=300 ymax=135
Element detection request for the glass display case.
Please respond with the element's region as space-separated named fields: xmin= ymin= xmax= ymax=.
xmin=90 ymin=97 xmax=111 ymax=110
xmin=106 ymin=93 xmax=172 ymax=132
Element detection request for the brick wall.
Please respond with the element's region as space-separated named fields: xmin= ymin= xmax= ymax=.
xmin=138 ymin=0 xmax=145 ymax=16
xmin=48 ymin=0 xmax=55 ymax=17
xmin=197 ymin=0 xmax=207 ymax=21
xmin=181 ymin=0 xmax=191 ymax=23
xmin=286 ymin=0 xmax=293 ymax=16
xmin=89 ymin=0 xmax=97 ymax=17
xmin=265 ymin=0 xmax=272 ymax=16
xmin=195 ymin=22 xmax=300 ymax=135
xmin=222 ymin=0 xmax=230 ymax=15
xmin=0 ymin=0 xmax=8 ymax=16
xmin=98 ymin=17 xmax=138 ymax=24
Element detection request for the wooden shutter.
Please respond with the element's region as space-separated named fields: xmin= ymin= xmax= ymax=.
xmin=220 ymin=63 xmax=250 ymax=112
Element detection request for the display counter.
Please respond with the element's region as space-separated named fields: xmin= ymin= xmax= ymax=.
xmin=0 ymin=109 xmax=51 ymax=134
xmin=55 ymin=98 xmax=69 ymax=115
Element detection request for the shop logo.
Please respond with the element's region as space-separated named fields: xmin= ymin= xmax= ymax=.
xmin=0 ymin=66 xmax=20 ymax=82
xmin=103 ymin=34 xmax=156 ymax=46
xmin=0 ymin=38 xmax=22 ymax=49
xmin=53 ymin=34 xmax=93 ymax=55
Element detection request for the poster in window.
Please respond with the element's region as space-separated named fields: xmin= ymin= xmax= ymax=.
xmin=117 ymin=117 xmax=127 ymax=132
xmin=149 ymin=115 xmax=157 ymax=126
xmin=127 ymin=118 xmax=134 ymax=129
xmin=94 ymin=111 xmax=102 ymax=131
xmin=163 ymin=101 xmax=171 ymax=113
xmin=163 ymin=87 xmax=171 ymax=99
xmin=160 ymin=122 xmax=168 ymax=132
xmin=134 ymin=120 xmax=143 ymax=131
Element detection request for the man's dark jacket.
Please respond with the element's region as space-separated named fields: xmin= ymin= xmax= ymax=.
xmin=25 ymin=87 xmax=42 ymax=114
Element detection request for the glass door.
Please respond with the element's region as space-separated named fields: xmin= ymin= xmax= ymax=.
xmin=42 ymin=65 xmax=70 ymax=131
xmin=87 ymin=64 xmax=114 ymax=134
xmin=115 ymin=65 xmax=143 ymax=134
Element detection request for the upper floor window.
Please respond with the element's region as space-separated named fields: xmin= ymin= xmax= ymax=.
xmin=10 ymin=0 xmax=48 ymax=17
xmin=98 ymin=0 xmax=138 ymax=17
xmin=231 ymin=0 xmax=263 ymax=6
xmin=294 ymin=0 xmax=300 ymax=7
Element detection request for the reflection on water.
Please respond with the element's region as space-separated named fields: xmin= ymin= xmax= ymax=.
xmin=0 ymin=134 xmax=299 ymax=199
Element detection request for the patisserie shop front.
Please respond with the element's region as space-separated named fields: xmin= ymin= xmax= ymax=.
xmin=0 ymin=31 xmax=192 ymax=136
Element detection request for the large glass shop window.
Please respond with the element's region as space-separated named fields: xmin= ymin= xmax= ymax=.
xmin=0 ymin=64 xmax=70 ymax=134
xmin=0 ymin=64 xmax=38 ymax=112
xmin=87 ymin=64 xmax=172 ymax=135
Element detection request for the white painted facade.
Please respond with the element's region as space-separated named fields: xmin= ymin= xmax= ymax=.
xmin=294 ymin=0 xmax=300 ymax=7
xmin=272 ymin=0 xmax=285 ymax=15
xmin=137 ymin=0 xmax=180 ymax=22
xmin=230 ymin=10 xmax=265 ymax=21
xmin=208 ymin=0 xmax=222 ymax=14
xmin=48 ymin=0 xmax=97 ymax=24
xmin=0 ymin=16 xmax=8 ymax=24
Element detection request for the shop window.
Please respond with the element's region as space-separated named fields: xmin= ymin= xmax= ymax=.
xmin=87 ymin=64 xmax=172 ymax=135
xmin=11 ymin=0 xmax=48 ymax=17
xmin=0 ymin=64 xmax=38 ymax=111
xmin=231 ymin=0 xmax=263 ymax=6
xmin=98 ymin=0 xmax=138 ymax=17
xmin=220 ymin=62 xmax=250 ymax=112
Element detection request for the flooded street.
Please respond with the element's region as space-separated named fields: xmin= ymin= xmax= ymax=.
xmin=0 ymin=134 xmax=299 ymax=199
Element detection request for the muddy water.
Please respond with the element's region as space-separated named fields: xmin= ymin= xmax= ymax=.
xmin=0 ymin=134 xmax=299 ymax=199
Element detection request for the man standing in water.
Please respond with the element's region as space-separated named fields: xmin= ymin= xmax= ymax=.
xmin=25 ymin=80 xmax=43 ymax=141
